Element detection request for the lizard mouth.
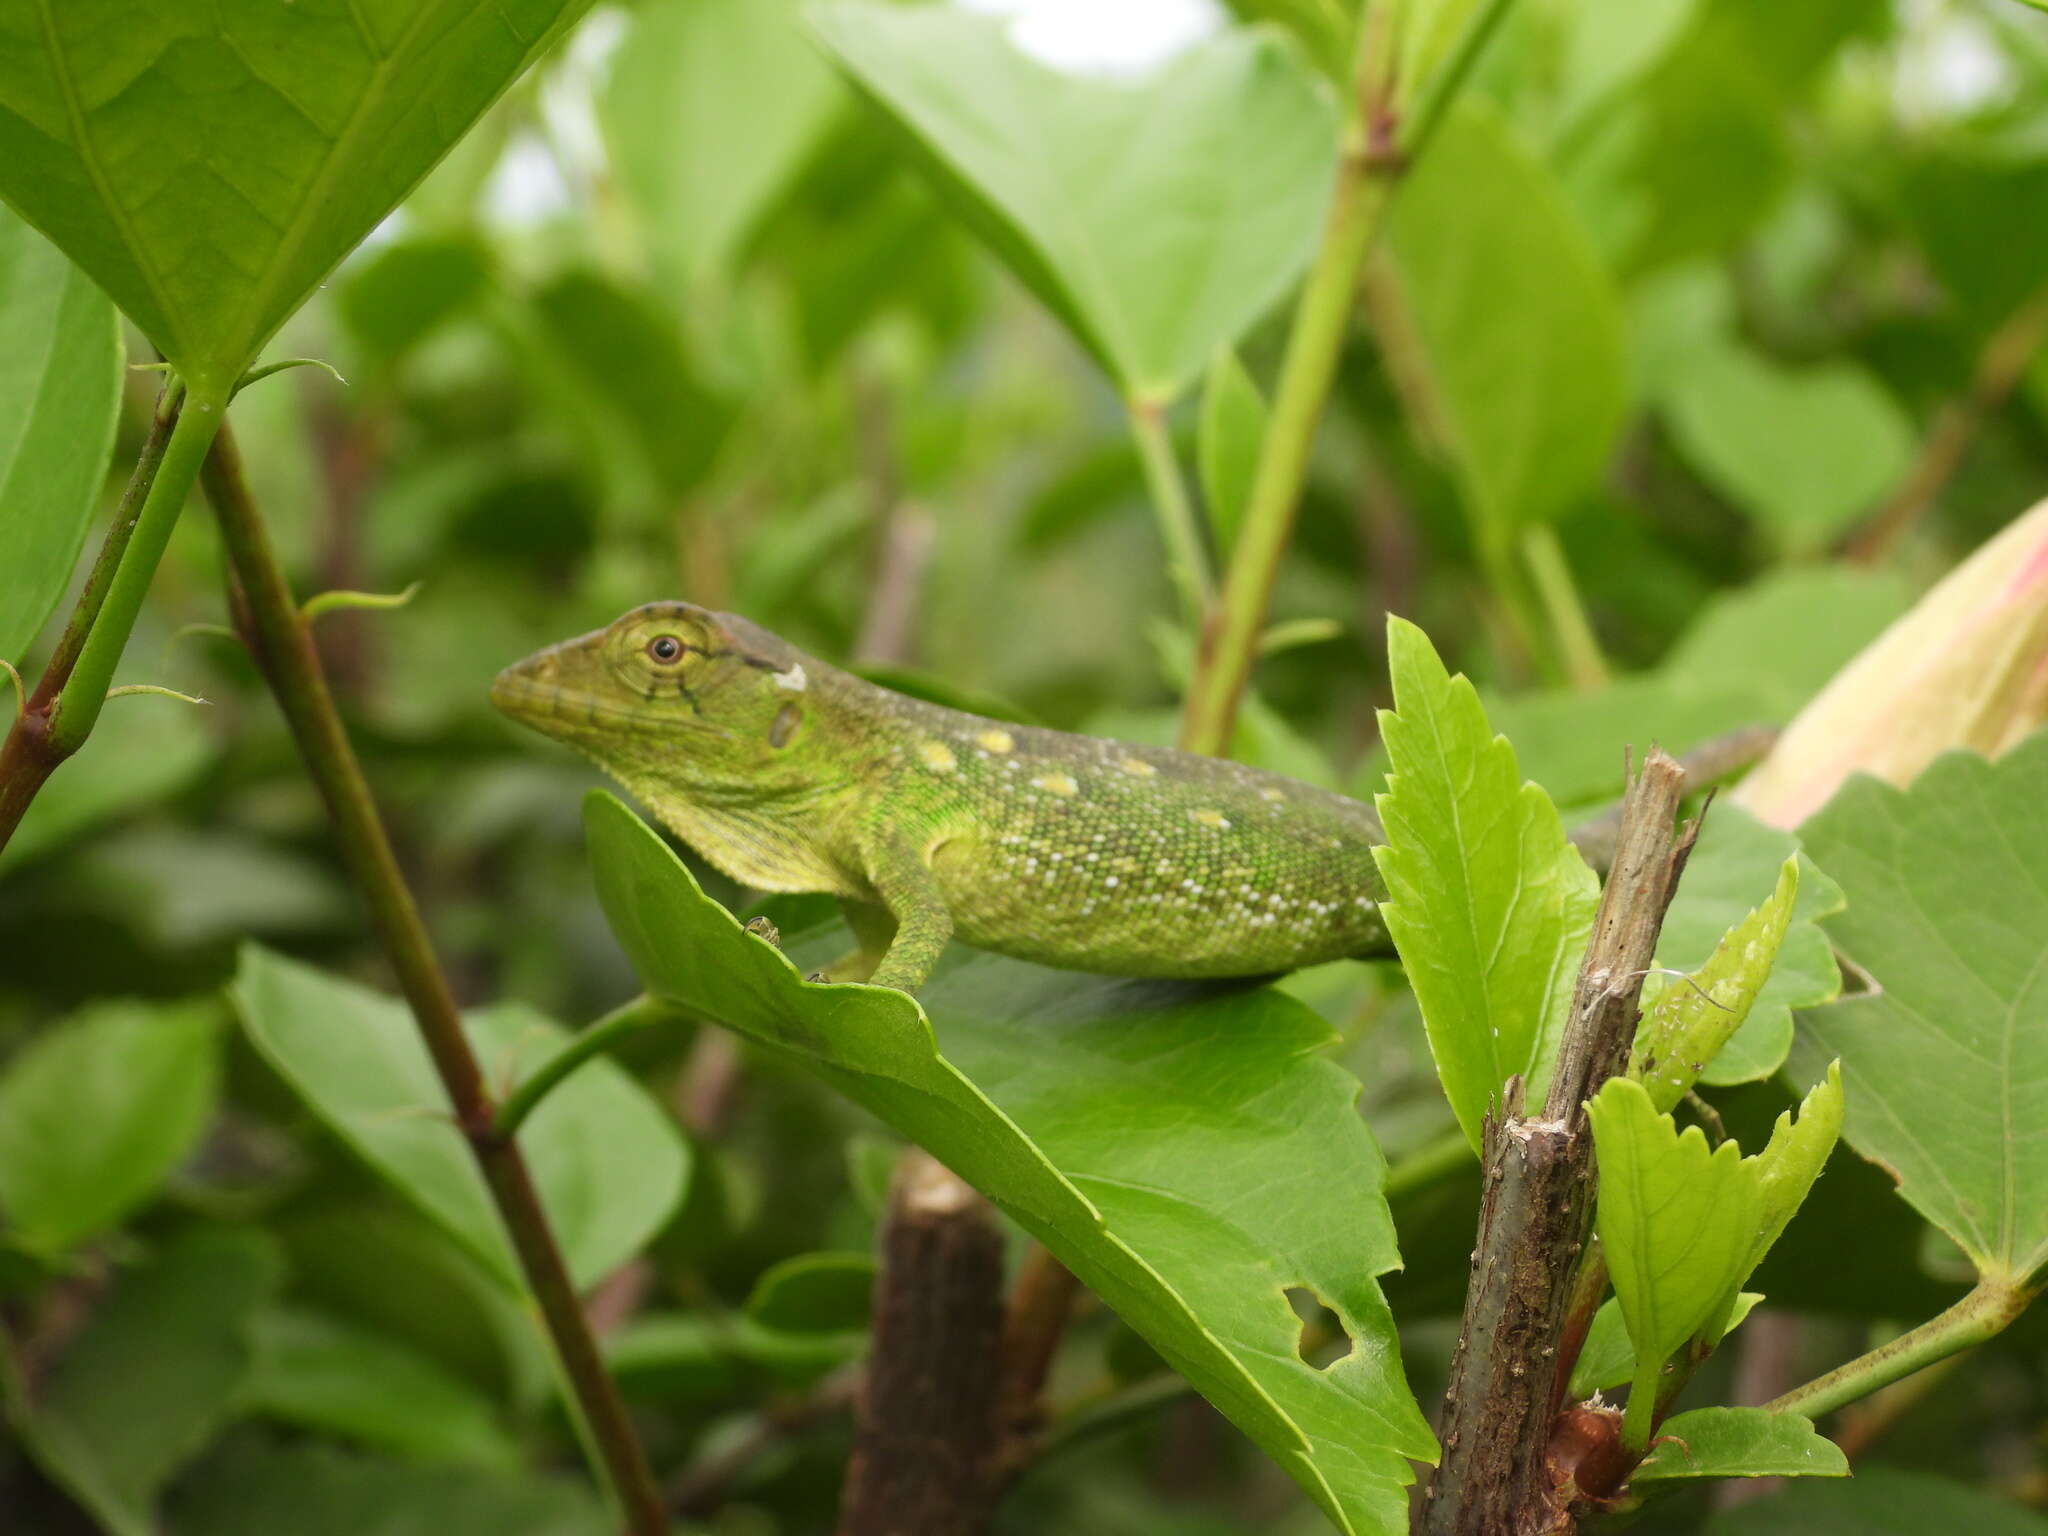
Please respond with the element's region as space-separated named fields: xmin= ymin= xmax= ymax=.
xmin=490 ymin=654 xmax=730 ymax=742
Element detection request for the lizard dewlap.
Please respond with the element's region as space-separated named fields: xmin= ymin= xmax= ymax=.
xmin=494 ymin=601 xmax=1392 ymax=991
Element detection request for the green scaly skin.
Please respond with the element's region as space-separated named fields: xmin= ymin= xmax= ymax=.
xmin=493 ymin=601 xmax=1392 ymax=992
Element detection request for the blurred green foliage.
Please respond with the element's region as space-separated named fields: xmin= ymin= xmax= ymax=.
xmin=5 ymin=0 xmax=2048 ymax=1531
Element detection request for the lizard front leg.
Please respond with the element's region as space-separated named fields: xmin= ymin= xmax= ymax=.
xmin=861 ymin=837 xmax=954 ymax=993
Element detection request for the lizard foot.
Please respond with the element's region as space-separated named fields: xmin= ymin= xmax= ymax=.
xmin=744 ymin=915 xmax=783 ymax=949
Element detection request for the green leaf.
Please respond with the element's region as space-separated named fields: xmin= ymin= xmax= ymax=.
xmin=585 ymin=792 xmax=1435 ymax=1534
xmin=1371 ymin=617 xmax=1600 ymax=1149
xmin=525 ymin=269 xmax=733 ymax=501
xmin=0 ymin=999 xmax=219 ymax=1256
xmin=0 ymin=205 xmax=121 ymax=663
xmin=811 ymin=2 xmax=1338 ymax=403
xmin=1789 ymin=731 xmax=2048 ymax=1284
xmin=1743 ymin=1063 xmax=1843 ymax=1290
xmin=601 ymin=0 xmax=844 ymax=288
xmin=1568 ymin=1292 xmax=1761 ymax=1399
xmin=745 ymin=1251 xmax=875 ymax=1335
xmin=232 ymin=946 xmax=688 ymax=1292
xmin=1662 ymin=340 xmax=1914 ymax=548
xmin=1632 ymin=1406 xmax=1847 ymax=1482
xmin=165 ymin=1435 xmax=610 ymax=1536
xmin=1198 ymin=348 xmax=1268 ymax=558
xmin=336 ymin=236 xmax=493 ymax=368
xmin=1490 ymin=567 xmax=1912 ymax=813
xmin=242 ymin=1307 xmax=516 ymax=1467
xmin=1387 ymin=101 xmax=1628 ymax=552
xmin=4 ymin=1228 xmax=282 ymax=1536
xmin=1703 ymin=1465 xmax=2048 ymax=1536
xmin=1637 ymin=856 xmax=1798 ymax=1103
xmin=1588 ymin=1079 xmax=1761 ymax=1395
xmin=0 ymin=0 xmax=592 ymax=392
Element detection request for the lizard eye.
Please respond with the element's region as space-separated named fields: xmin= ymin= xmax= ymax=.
xmin=646 ymin=635 xmax=685 ymax=665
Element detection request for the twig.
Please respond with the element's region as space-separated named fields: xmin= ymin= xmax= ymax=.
xmin=0 ymin=380 xmax=189 ymax=853
xmin=1419 ymin=749 xmax=1694 ymax=1536
xmin=199 ymin=420 xmax=668 ymax=1534
xmin=671 ymin=1367 xmax=861 ymax=1517
xmin=838 ymin=1150 xmax=1007 ymax=1536
xmin=997 ymin=1244 xmax=1084 ymax=1473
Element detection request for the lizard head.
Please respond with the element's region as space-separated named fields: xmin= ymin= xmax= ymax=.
xmin=491 ymin=601 xmax=822 ymax=792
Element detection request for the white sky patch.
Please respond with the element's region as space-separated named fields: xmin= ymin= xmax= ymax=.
xmin=959 ymin=0 xmax=1224 ymax=74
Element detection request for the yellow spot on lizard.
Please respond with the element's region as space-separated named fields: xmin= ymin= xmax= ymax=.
xmin=917 ymin=740 xmax=957 ymax=772
xmin=1033 ymin=772 xmax=1080 ymax=797
xmin=1191 ymin=808 xmax=1231 ymax=829
xmin=977 ymin=728 xmax=1015 ymax=753
xmin=1118 ymin=756 xmax=1156 ymax=778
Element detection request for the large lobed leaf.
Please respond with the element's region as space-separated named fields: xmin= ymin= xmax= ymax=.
xmin=584 ymin=791 xmax=1436 ymax=1535
xmin=0 ymin=204 xmax=121 ymax=663
xmin=1372 ymin=616 xmax=1600 ymax=1149
xmin=1791 ymin=731 xmax=2048 ymax=1285
xmin=811 ymin=2 xmax=1338 ymax=404
xmin=0 ymin=0 xmax=593 ymax=392
xmin=232 ymin=946 xmax=688 ymax=1294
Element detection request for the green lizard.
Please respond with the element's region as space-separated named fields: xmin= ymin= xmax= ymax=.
xmin=493 ymin=600 xmax=1392 ymax=992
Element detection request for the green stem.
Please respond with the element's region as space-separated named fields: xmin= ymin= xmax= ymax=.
xmin=199 ymin=421 xmax=668 ymax=1535
xmin=0 ymin=382 xmax=188 ymax=855
xmin=50 ymin=390 xmax=225 ymax=750
xmin=495 ymin=995 xmax=678 ymax=1139
xmin=1177 ymin=0 xmax=1405 ymax=755
xmin=1401 ymin=0 xmax=1517 ymax=163
xmin=1128 ymin=398 xmax=1215 ymax=621
xmin=1520 ymin=524 xmax=1609 ymax=691
xmin=1762 ymin=1277 xmax=2035 ymax=1422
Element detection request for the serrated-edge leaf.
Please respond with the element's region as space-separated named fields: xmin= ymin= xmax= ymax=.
xmin=584 ymin=791 xmax=1435 ymax=1534
xmin=1634 ymin=857 xmax=1799 ymax=1112
xmin=1590 ymin=1079 xmax=1762 ymax=1380
xmin=1372 ymin=616 xmax=1599 ymax=1149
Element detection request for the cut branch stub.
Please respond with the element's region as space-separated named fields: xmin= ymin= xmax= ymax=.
xmin=1420 ymin=748 xmax=1694 ymax=1536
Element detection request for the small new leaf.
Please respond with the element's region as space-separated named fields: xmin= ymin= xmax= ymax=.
xmin=1633 ymin=857 xmax=1799 ymax=1112
xmin=1632 ymin=1406 xmax=1848 ymax=1482
xmin=1588 ymin=1078 xmax=1761 ymax=1446
xmin=1373 ymin=617 xmax=1600 ymax=1149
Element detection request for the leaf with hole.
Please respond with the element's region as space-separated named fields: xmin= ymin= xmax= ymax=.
xmin=811 ymin=2 xmax=1338 ymax=403
xmin=585 ymin=791 xmax=1435 ymax=1534
xmin=1372 ymin=616 xmax=1600 ymax=1150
